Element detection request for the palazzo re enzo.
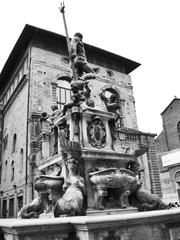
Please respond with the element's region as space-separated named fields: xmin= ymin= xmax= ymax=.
xmin=0 ymin=24 xmax=161 ymax=218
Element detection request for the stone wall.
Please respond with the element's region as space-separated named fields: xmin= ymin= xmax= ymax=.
xmin=1 ymin=209 xmax=180 ymax=240
xmin=0 ymin=104 xmax=3 ymax=164
xmin=0 ymin=79 xmax=29 ymax=217
xmin=146 ymin=136 xmax=162 ymax=195
xmin=156 ymin=99 xmax=180 ymax=203
xmin=30 ymin=47 xmax=138 ymax=129
xmin=156 ymin=130 xmax=168 ymax=154
xmin=161 ymin=100 xmax=180 ymax=151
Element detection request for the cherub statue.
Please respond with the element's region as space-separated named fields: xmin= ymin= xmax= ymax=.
xmin=100 ymin=90 xmax=124 ymax=139
xmin=100 ymin=91 xmax=123 ymax=125
xmin=47 ymin=104 xmax=62 ymax=126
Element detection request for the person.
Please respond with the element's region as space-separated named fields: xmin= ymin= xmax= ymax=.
xmin=69 ymin=32 xmax=95 ymax=79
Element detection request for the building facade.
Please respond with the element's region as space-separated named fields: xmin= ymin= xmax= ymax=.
xmin=156 ymin=97 xmax=180 ymax=203
xmin=0 ymin=25 xmax=161 ymax=218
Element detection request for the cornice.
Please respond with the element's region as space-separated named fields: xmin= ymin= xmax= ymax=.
xmin=3 ymin=75 xmax=28 ymax=115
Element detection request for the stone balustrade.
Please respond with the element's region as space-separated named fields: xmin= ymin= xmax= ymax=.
xmin=1 ymin=209 xmax=180 ymax=239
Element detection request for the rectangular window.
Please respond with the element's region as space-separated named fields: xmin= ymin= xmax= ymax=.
xmin=17 ymin=196 xmax=23 ymax=212
xmin=9 ymin=198 xmax=14 ymax=218
xmin=56 ymin=86 xmax=71 ymax=110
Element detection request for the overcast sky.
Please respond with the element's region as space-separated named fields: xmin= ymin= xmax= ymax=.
xmin=0 ymin=0 xmax=180 ymax=135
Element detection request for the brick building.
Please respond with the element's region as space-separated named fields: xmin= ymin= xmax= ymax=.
xmin=156 ymin=97 xmax=180 ymax=203
xmin=0 ymin=24 xmax=161 ymax=218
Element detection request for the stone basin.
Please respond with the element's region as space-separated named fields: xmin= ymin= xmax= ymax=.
xmin=89 ymin=168 xmax=135 ymax=189
xmin=34 ymin=175 xmax=64 ymax=193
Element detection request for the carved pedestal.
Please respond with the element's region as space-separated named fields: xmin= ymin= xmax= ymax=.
xmin=20 ymin=103 xmax=165 ymax=219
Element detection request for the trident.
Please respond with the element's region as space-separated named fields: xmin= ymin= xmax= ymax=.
xmin=59 ymin=2 xmax=77 ymax=81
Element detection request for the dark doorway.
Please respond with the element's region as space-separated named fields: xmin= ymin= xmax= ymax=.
xmin=9 ymin=198 xmax=14 ymax=218
xmin=2 ymin=199 xmax=7 ymax=218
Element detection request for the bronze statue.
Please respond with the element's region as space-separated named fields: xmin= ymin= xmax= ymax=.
xmin=100 ymin=91 xmax=123 ymax=126
xmin=100 ymin=91 xmax=123 ymax=140
xmin=47 ymin=104 xmax=62 ymax=126
xmin=126 ymin=159 xmax=140 ymax=176
xmin=54 ymin=158 xmax=86 ymax=217
xmin=60 ymin=79 xmax=86 ymax=116
xmin=60 ymin=32 xmax=96 ymax=115
xmin=69 ymin=32 xmax=95 ymax=79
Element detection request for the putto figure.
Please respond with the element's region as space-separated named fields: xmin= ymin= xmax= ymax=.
xmin=100 ymin=90 xmax=124 ymax=139
xmin=100 ymin=91 xmax=123 ymax=127
xmin=47 ymin=104 xmax=62 ymax=126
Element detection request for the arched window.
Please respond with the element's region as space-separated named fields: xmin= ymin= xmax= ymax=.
xmin=56 ymin=80 xmax=71 ymax=110
xmin=11 ymin=161 xmax=15 ymax=181
xmin=177 ymin=122 xmax=180 ymax=143
xmin=20 ymin=149 xmax=24 ymax=172
xmin=175 ymin=171 xmax=180 ymax=179
xmin=12 ymin=134 xmax=17 ymax=153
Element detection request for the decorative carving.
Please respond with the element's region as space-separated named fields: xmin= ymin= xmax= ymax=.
xmin=60 ymin=140 xmax=81 ymax=160
xmin=103 ymin=231 xmax=121 ymax=240
xmin=54 ymin=158 xmax=86 ymax=217
xmin=35 ymin=175 xmax=64 ymax=206
xmin=87 ymin=116 xmax=106 ymax=149
xmin=18 ymin=196 xmax=44 ymax=219
xmin=46 ymin=163 xmax=62 ymax=176
xmin=95 ymin=159 xmax=125 ymax=169
xmin=89 ymin=167 xmax=167 ymax=211
xmin=89 ymin=168 xmax=140 ymax=210
xmin=58 ymin=122 xmax=70 ymax=157
xmin=62 ymin=57 xmax=70 ymax=65
xmin=18 ymin=175 xmax=64 ymax=218
xmin=50 ymin=126 xmax=58 ymax=156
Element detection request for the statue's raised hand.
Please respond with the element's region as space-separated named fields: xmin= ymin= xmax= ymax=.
xmin=59 ymin=2 xmax=65 ymax=13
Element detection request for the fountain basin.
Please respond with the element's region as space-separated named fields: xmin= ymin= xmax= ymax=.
xmin=89 ymin=168 xmax=136 ymax=189
xmin=34 ymin=175 xmax=64 ymax=193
